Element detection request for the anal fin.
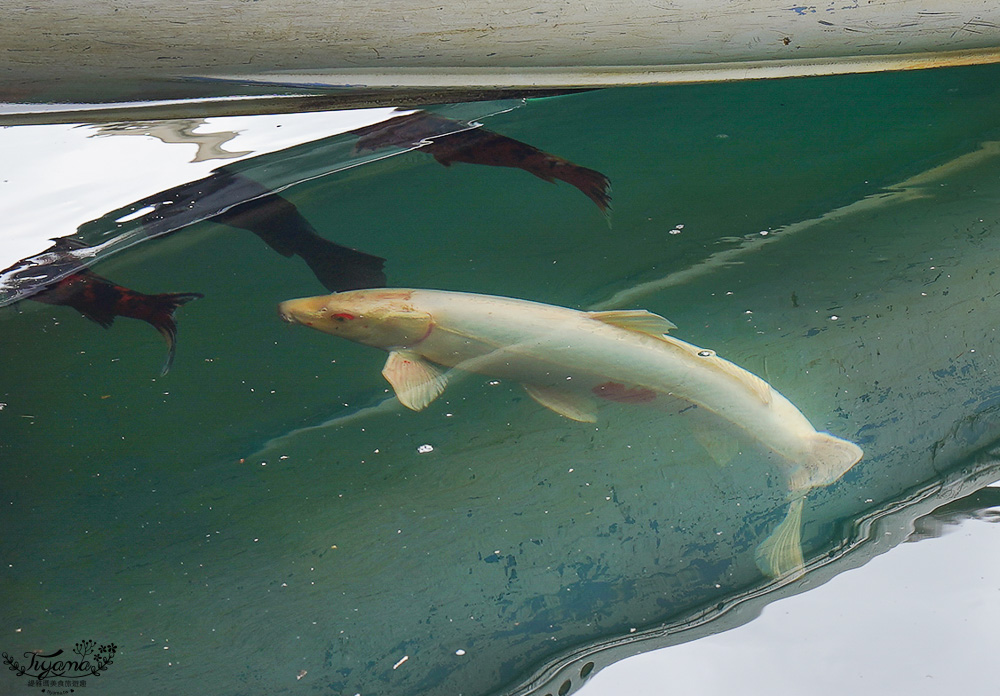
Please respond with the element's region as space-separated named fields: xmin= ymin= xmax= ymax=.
xmin=523 ymin=384 xmax=597 ymax=423
xmin=382 ymin=351 xmax=448 ymax=411
xmin=755 ymin=497 xmax=805 ymax=580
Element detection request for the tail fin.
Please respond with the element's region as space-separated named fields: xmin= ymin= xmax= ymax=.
xmin=146 ymin=292 xmax=203 ymax=375
xmin=756 ymin=433 xmax=862 ymax=579
xmin=545 ymin=161 xmax=612 ymax=214
xmin=295 ymin=237 xmax=387 ymax=292
xmin=755 ymin=497 xmax=805 ymax=579
xmin=787 ymin=432 xmax=863 ymax=494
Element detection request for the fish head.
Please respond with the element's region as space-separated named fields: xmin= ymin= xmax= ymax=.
xmin=279 ymin=290 xmax=433 ymax=350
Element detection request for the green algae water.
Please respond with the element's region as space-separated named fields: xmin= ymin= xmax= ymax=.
xmin=4 ymin=64 xmax=1000 ymax=696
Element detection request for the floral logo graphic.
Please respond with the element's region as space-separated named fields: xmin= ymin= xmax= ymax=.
xmin=3 ymin=639 xmax=116 ymax=690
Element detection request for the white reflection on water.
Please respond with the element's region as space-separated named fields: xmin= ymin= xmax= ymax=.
xmin=0 ymin=108 xmax=406 ymax=269
xmin=580 ymin=488 xmax=1000 ymax=696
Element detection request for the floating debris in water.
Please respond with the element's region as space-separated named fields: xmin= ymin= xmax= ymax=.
xmin=417 ymin=444 xmax=434 ymax=453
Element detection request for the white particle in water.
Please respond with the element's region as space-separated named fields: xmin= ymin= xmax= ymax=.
xmin=455 ymin=649 xmax=466 ymax=656
xmin=393 ymin=655 xmax=409 ymax=669
xmin=417 ymin=444 xmax=434 ymax=454
xmin=830 ymin=315 xmax=839 ymax=321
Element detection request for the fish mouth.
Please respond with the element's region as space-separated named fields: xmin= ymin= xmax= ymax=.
xmin=278 ymin=302 xmax=299 ymax=324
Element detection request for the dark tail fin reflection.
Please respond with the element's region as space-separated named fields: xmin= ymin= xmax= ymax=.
xmin=213 ymin=183 xmax=387 ymax=293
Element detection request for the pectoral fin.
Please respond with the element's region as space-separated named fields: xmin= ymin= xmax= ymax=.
xmin=382 ymin=351 xmax=448 ymax=411
xmin=587 ymin=309 xmax=677 ymax=337
xmin=523 ymin=384 xmax=597 ymax=423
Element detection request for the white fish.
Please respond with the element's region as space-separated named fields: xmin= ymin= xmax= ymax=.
xmin=279 ymin=288 xmax=863 ymax=577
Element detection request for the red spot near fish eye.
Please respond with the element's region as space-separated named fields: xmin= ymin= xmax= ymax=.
xmin=331 ymin=313 xmax=355 ymax=321
xmin=592 ymin=381 xmax=656 ymax=404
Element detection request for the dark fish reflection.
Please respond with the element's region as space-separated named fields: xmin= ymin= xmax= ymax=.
xmin=31 ymin=243 xmax=202 ymax=375
xmin=353 ymin=111 xmax=612 ymax=213
xmin=3 ymin=107 xmax=611 ymax=372
xmin=210 ymin=180 xmax=387 ymax=293
xmin=75 ymin=171 xmax=390 ymax=295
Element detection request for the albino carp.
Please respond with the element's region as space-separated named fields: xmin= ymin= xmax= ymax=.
xmin=279 ymin=288 xmax=863 ymax=577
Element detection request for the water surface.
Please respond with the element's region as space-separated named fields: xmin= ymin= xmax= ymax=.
xmin=3 ymin=64 xmax=1000 ymax=696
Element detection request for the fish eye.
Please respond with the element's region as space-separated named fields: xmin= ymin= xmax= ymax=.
xmin=697 ymin=349 xmax=716 ymax=357
xmin=331 ymin=312 xmax=355 ymax=322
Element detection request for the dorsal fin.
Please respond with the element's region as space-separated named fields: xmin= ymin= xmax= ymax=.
xmin=587 ymin=309 xmax=677 ymax=337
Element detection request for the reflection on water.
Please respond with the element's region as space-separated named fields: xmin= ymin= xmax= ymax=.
xmin=3 ymin=64 xmax=1000 ymax=696
xmin=581 ymin=475 xmax=1000 ymax=696
xmin=1 ymin=101 xmax=609 ymax=374
xmin=94 ymin=119 xmax=253 ymax=163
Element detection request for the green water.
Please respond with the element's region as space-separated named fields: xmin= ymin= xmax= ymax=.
xmin=4 ymin=63 xmax=1000 ymax=696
